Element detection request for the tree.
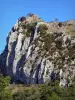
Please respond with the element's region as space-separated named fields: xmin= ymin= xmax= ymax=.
xmin=0 ymin=74 xmax=13 ymax=100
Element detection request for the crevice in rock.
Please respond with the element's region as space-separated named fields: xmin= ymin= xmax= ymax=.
xmin=20 ymin=38 xmax=25 ymax=51
xmin=7 ymin=40 xmax=17 ymax=78
xmin=35 ymin=63 xmax=41 ymax=84
xmin=16 ymin=55 xmax=26 ymax=79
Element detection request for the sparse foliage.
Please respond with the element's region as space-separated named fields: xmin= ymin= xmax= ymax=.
xmin=38 ymin=24 xmax=48 ymax=35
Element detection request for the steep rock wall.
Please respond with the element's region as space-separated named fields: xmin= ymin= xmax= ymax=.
xmin=0 ymin=15 xmax=75 ymax=87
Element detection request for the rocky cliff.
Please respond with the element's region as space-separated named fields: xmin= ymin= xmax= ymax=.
xmin=0 ymin=14 xmax=75 ymax=87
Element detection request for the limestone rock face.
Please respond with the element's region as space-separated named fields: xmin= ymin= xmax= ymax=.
xmin=0 ymin=14 xmax=75 ymax=87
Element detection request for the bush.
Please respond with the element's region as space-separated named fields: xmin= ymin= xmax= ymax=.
xmin=13 ymin=91 xmax=26 ymax=100
xmin=38 ymin=24 xmax=48 ymax=35
xmin=26 ymin=22 xmax=37 ymax=33
xmin=13 ymin=87 xmax=40 ymax=100
xmin=0 ymin=75 xmax=10 ymax=90
xmin=12 ymin=81 xmax=75 ymax=100
xmin=23 ymin=30 xmax=31 ymax=37
xmin=58 ymin=22 xmax=62 ymax=27
xmin=0 ymin=90 xmax=12 ymax=100
xmin=23 ymin=22 xmax=37 ymax=37
xmin=42 ymin=34 xmax=54 ymax=51
xmin=0 ymin=75 xmax=13 ymax=100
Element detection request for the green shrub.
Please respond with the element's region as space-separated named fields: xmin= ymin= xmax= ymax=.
xmin=0 ymin=75 xmax=10 ymax=90
xmin=13 ymin=87 xmax=40 ymax=100
xmin=26 ymin=22 xmax=37 ymax=32
xmin=38 ymin=24 xmax=48 ymax=35
xmin=13 ymin=91 xmax=26 ymax=100
xmin=13 ymin=80 xmax=75 ymax=100
xmin=23 ymin=22 xmax=37 ymax=37
xmin=0 ymin=75 xmax=12 ymax=100
xmin=23 ymin=30 xmax=31 ymax=37
xmin=21 ymin=23 xmax=27 ymax=29
xmin=58 ymin=22 xmax=62 ymax=27
xmin=0 ymin=90 xmax=12 ymax=100
xmin=42 ymin=34 xmax=54 ymax=51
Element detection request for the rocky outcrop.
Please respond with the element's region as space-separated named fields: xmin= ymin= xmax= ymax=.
xmin=0 ymin=14 xmax=75 ymax=87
